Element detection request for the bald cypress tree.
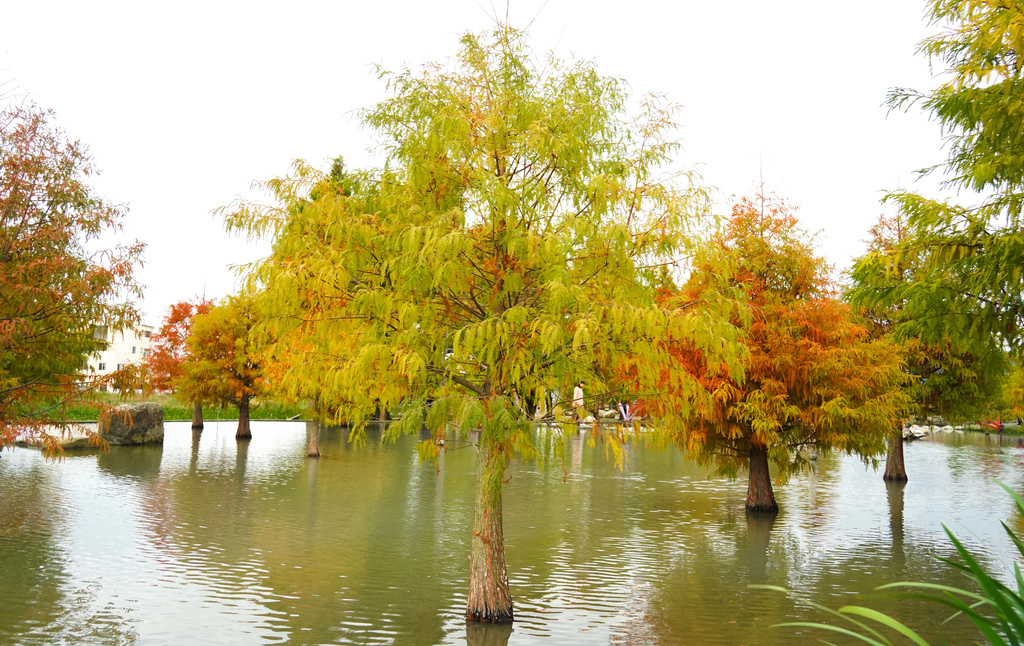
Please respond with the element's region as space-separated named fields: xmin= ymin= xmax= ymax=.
xmin=851 ymin=0 xmax=1024 ymax=355
xmin=224 ymin=27 xmax=741 ymax=621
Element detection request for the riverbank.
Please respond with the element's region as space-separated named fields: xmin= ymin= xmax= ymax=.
xmin=55 ymin=395 xmax=307 ymax=423
xmin=905 ymin=420 xmax=1024 ymax=439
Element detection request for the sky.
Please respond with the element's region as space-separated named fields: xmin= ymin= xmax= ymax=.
xmin=1 ymin=0 xmax=948 ymax=325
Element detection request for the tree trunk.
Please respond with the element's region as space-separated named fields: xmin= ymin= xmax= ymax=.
xmin=883 ymin=431 xmax=908 ymax=481
xmin=746 ymin=444 xmax=778 ymax=514
xmin=191 ymin=401 xmax=204 ymax=430
xmin=236 ymin=398 xmax=251 ymax=440
xmin=466 ymin=443 xmax=513 ymax=623
xmin=307 ymin=422 xmax=320 ymax=458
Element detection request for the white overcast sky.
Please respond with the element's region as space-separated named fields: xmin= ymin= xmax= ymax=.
xmin=2 ymin=0 xmax=947 ymax=324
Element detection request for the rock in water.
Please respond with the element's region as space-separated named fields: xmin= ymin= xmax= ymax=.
xmin=100 ymin=403 xmax=164 ymax=445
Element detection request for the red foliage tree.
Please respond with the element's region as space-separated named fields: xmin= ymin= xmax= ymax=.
xmin=661 ymin=195 xmax=910 ymax=513
xmin=146 ymin=298 xmax=213 ymax=391
xmin=145 ymin=298 xmax=213 ymax=428
xmin=0 ymin=103 xmax=143 ymax=455
xmin=176 ymin=294 xmax=265 ymax=440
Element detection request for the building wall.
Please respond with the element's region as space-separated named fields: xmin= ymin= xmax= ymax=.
xmin=85 ymin=325 xmax=153 ymax=389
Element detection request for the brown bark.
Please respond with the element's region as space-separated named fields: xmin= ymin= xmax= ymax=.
xmin=466 ymin=443 xmax=513 ymax=623
xmin=191 ymin=401 xmax=204 ymax=430
xmin=883 ymin=431 xmax=908 ymax=481
xmin=307 ymin=423 xmax=320 ymax=458
xmin=236 ymin=397 xmax=251 ymax=440
xmin=746 ymin=444 xmax=778 ymax=514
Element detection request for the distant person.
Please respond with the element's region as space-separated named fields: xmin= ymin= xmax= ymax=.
xmin=618 ymin=400 xmax=634 ymax=422
xmin=573 ymin=381 xmax=584 ymax=421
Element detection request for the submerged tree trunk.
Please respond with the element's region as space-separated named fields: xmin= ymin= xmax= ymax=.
xmin=883 ymin=431 xmax=908 ymax=482
xmin=191 ymin=401 xmax=204 ymax=430
xmin=466 ymin=442 xmax=513 ymax=623
xmin=236 ymin=397 xmax=251 ymax=440
xmin=307 ymin=422 xmax=320 ymax=458
xmin=746 ymin=444 xmax=779 ymax=514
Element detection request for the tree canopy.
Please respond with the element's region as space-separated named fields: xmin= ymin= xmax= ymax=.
xmin=176 ymin=294 xmax=265 ymax=440
xmin=0 ymin=103 xmax=142 ymax=455
xmin=850 ymin=0 xmax=1024 ymax=354
xmin=224 ymin=27 xmax=742 ymax=621
xmin=668 ymin=196 xmax=910 ymax=512
xmin=855 ymin=213 xmax=1005 ymax=426
xmin=145 ymin=298 xmax=214 ymax=393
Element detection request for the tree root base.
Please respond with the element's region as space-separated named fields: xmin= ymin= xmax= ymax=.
xmin=745 ymin=502 xmax=779 ymax=515
xmin=466 ymin=609 xmax=514 ymax=624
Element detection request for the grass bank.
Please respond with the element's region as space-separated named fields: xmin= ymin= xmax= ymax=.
xmin=58 ymin=394 xmax=308 ymax=422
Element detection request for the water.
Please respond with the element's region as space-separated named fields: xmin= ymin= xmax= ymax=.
xmin=1 ymin=422 xmax=1023 ymax=645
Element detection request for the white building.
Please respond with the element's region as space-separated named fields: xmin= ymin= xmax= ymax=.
xmin=85 ymin=324 xmax=154 ymax=389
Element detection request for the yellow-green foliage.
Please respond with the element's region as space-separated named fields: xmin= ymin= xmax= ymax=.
xmin=223 ymin=27 xmax=743 ymax=457
xmin=852 ymin=0 xmax=1024 ymax=355
xmin=176 ymin=294 xmax=266 ymax=411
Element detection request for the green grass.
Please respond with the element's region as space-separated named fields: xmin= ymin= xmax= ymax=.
xmin=54 ymin=394 xmax=307 ymax=422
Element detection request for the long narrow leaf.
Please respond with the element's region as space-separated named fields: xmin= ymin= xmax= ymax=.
xmin=877 ymin=582 xmax=989 ymax=604
xmin=945 ymin=528 xmax=1024 ymax=641
xmin=773 ymin=622 xmax=891 ymax=646
xmin=996 ymin=481 xmax=1024 ymax=523
xmin=838 ymin=606 xmax=931 ymax=646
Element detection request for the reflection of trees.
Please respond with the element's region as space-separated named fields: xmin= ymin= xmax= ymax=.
xmin=0 ymin=458 xmax=68 ymax=641
xmin=189 ymin=427 xmax=202 ymax=475
xmin=147 ymin=422 xmax=471 ymax=645
xmin=465 ymin=621 xmax=513 ymax=646
xmin=887 ymin=480 xmax=906 ymax=573
xmin=612 ymin=448 xmax=995 ymax=645
xmin=744 ymin=513 xmax=775 ymax=584
xmin=6 ymin=422 xmax=1024 ymax=644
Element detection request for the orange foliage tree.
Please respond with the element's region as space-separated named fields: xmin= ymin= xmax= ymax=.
xmin=176 ymin=293 xmax=266 ymax=440
xmin=144 ymin=298 xmax=214 ymax=428
xmin=0 ymin=103 xmax=143 ymax=455
xmin=662 ymin=195 xmax=910 ymax=513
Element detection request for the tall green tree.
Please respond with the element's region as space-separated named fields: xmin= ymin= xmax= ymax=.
xmin=850 ymin=0 xmax=1024 ymax=353
xmin=853 ymin=213 xmax=1006 ymax=480
xmin=0 ymin=103 xmax=143 ymax=455
xmin=225 ymin=28 xmax=741 ymax=621
xmin=177 ymin=294 xmax=266 ymax=440
xmin=666 ymin=196 xmax=910 ymax=513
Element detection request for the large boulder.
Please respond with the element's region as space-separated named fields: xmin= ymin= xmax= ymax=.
xmin=99 ymin=402 xmax=164 ymax=445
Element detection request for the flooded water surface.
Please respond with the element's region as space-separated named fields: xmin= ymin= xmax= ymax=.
xmin=1 ymin=422 xmax=1023 ymax=645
